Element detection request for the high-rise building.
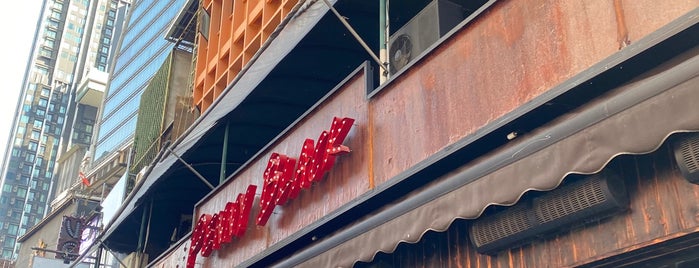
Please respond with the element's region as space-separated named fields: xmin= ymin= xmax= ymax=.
xmin=90 ymin=0 xmax=188 ymax=169
xmin=0 ymin=0 xmax=126 ymax=261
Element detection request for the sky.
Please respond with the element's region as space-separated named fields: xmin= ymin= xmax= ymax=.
xmin=0 ymin=1 xmax=43 ymax=166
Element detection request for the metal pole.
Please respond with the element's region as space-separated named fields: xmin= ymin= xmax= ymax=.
xmin=220 ymin=122 xmax=229 ymax=183
xmin=379 ymin=0 xmax=389 ymax=82
xmin=99 ymin=241 xmax=127 ymax=268
xmin=167 ymin=147 xmax=215 ymax=189
xmin=92 ymin=246 xmax=102 ymax=268
xmin=136 ymin=201 xmax=149 ymax=253
xmin=320 ymin=0 xmax=388 ymax=73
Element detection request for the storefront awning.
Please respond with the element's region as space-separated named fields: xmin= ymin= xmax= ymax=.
xmin=277 ymin=45 xmax=699 ymax=267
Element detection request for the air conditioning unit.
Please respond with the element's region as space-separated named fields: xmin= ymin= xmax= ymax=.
xmin=389 ymin=0 xmax=464 ymax=74
xmin=469 ymin=172 xmax=628 ymax=254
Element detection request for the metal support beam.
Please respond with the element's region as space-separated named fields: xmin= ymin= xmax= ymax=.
xmin=99 ymin=241 xmax=127 ymax=268
xmin=92 ymin=246 xmax=102 ymax=268
xmin=379 ymin=0 xmax=389 ymax=82
xmin=167 ymin=147 xmax=215 ymax=190
xmin=220 ymin=122 xmax=230 ymax=183
xmin=136 ymin=200 xmax=149 ymax=253
xmin=30 ymin=247 xmax=96 ymax=259
xmin=320 ymin=0 xmax=388 ymax=73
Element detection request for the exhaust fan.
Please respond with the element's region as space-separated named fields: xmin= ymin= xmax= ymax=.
xmin=469 ymin=172 xmax=628 ymax=254
xmin=674 ymin=133 xmax=699 ymax=184
xmin=389 ymin=0 xmax=464 ymax=74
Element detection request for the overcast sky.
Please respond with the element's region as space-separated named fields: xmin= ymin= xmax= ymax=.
xmin=0 ymin=1 xmax=43 ymax=166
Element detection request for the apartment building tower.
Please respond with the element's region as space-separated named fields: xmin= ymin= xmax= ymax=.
xmin=0 ymin=0 xmax=125 ymax=260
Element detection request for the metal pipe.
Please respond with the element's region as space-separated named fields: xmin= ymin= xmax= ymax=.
xmin=92 ymin=246 xmax=102 ymax=268
xmin=320 ymin=0 xmax=388 ymax=73
xmin=143 ymin=199 xmax=154 ymax=254
xmin=99 ymin=241 xmax=127 ymax=268
xmin=220 ymin=121 xmax=229 ymax=183
xmin=136 ymin=200 xmax=148 ymax=253
xmin=167 ymin=147 xmax=215 ymax=189
xmin=379 ymin=0 xmax=389 ymax=82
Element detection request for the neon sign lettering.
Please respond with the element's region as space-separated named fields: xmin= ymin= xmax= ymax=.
xmin=186 ymin=117 xmax=354 ymax=268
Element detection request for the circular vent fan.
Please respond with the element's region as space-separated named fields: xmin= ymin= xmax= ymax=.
xmin=390 ymin=34 xmax=412 ymax=73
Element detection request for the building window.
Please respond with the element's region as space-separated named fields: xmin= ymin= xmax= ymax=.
xmin=42 ymin=39 xmax=54 ymax=48
xmin=45 ymin=30 xmax=57 ymax=39
xmin=28 ymin=142 xmax=38 ymax=151
xmin=7 ymin=225 xmax=17 ymax=236
xmin=50 ymin=10 xmax=61 ymax=20
xmin=30 ymin=131 xmax=40 ymax=140
xmin=17 ymin=188 xmax=26 ymax=198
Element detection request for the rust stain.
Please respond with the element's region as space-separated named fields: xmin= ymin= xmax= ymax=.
xmin=367 ymin=100 xmax=375 ymax=189
xmin=508 ymin=250 xmax=514 ymax=268
xmin=613 ymin=0 xmax=631 ymax=49
xmin=651 ymin=162 xmax=671 ymax=235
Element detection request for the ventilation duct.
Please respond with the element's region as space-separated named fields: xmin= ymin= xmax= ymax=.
xmin=469 ymin=172 xmax=628 ymax=254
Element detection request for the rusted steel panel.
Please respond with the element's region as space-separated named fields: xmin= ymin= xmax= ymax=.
xmin=621 ymin=0 xmax=699 ymax=44
xmin=192 ymin=71 xmax=370 ymax=267
xmin=369 ymin=0 xmax=625 ymax=186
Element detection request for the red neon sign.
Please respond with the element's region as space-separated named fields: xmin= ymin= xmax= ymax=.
xmin=257 ymin=117 xmax=354 ymax=226
xmin=187 ymin=185 xmax=256 ymax=268
xmin=186 ymin=117 xmax=354 ymax=267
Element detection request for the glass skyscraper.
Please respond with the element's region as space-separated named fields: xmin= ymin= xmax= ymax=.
xmin=93 ymin=0 xmax=187 ymax=164
xmin=0 ymin=0 xmax=124 ymax=260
